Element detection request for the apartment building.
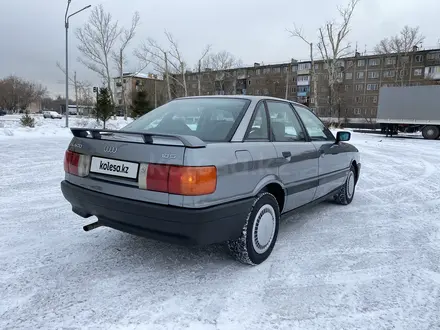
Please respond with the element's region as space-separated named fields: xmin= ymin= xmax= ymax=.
xmin=113 ymin=72 xmax=167 ymax=114
xmin=176 ymin=47 xmax=440 ymax=123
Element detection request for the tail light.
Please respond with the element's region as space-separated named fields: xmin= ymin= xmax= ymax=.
xmin=64 ymin=150 xmax=90 ymax=177
xmin=138 ymin=163 xmax=217 ymax=196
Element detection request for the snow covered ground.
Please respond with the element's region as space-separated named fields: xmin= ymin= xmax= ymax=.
xmin=0 ymin=120 xmax=440 ymax=329
xmin=0 ymin=114 xmax=133 ymax=139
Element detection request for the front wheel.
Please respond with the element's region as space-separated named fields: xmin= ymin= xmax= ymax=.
xmin=334 ymin=165 xmax=357 ymax=205
xmin=227 ymin=192 xmax=280 ymax=265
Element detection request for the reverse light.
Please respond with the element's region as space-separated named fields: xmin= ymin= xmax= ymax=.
xmin=64 ymin=150 xmax=91 ymax=177
xmin=138 ymin=164 xmax=217 ymax=196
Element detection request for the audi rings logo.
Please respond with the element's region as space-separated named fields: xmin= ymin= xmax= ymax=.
xmin=103 ymin=146 xmax=118 ymax=153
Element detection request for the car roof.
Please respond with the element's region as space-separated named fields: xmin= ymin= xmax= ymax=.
xmin=173 ymin=95 xmax=308 ymax=108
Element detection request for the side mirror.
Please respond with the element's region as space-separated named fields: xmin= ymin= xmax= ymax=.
xmin=335 ymin=131 xmax=351 ymax=143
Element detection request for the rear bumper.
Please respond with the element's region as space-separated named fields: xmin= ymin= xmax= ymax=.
xmin=61 ymin=180 xmax=252 ymax=246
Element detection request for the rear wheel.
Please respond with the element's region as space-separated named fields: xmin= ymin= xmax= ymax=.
xmin=227 ymin=192 xmax=280 ymax=265
xmin=422 ymin=126 xmax=440 ymax=140
xmin=334 ymin=165 xmax=357 ymax=205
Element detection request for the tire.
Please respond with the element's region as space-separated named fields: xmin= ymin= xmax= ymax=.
xmin=422 ymin=126 xmax=440 ymax=140
xmin=227 ymin=192 xmax=280 ymax=265
xmin=334 ymin=164 xmax=357 ymax=205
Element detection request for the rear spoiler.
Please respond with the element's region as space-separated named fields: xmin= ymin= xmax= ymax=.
xmin=70 ymin=128 xmax=207 ymax=148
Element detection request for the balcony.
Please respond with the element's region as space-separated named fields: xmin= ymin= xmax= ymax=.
xmin=425 ymin=66 xmax=440 ymax=80
xmin=297 ymin=76 xmax=310 ymax=86
xmin=297 ymin=68 xmax=310 ymax=75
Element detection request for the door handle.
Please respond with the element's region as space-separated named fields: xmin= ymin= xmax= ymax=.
xmin=282 ymin=151 xmax=291 ymax=158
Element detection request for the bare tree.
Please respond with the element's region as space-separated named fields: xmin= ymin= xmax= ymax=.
xmin=316 ymin=0 xmax=360 ymax=118
xmin=112 ymin=11 xmax=140 ymax=119
xmin=75 ymin=4 xmax=122 ymax=104
xmin=135 ymin=38 xmax=172 ymax=100
xmin=135 ymin=31 xmax=192 ymax=99
xmin=195 ymin=45 xmax=212 ymax=96
xmin=204 ymin=51 xmax=243 ymax=94
xmin=0 ymin=75 xmax=47 ymax=112
xmin=56 ymin=61 xmax=93 ymax=111
xmin=374 ymin=26 xmax=425 ymax=86
xmin=287 ymin=24 xmax=318 ymax=110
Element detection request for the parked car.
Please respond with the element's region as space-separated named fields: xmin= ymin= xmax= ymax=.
xmin=61 ymin=96 xmax=361 ymax=265
xmin=43 ymin=111 xmax=62 ymax=119
xmin=0 ymin=110 xmax=7 ymax=116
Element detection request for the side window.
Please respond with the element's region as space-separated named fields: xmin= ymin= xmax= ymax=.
xmin=246 ymin=102 xmax=269 ymax=140
xmin=294 ymin=105 xmax=335 ymax=141
xmin=266 ymin=101 xmax=305 ymax=142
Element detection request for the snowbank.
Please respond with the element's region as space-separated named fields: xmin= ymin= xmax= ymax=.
xmin=0 ymin=114 xmax=133 ymax=140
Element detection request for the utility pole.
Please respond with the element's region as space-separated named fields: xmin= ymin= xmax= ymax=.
xmin=64 ymin=0 xmax=90 ymax=127
xmin=154 ymin=76 xmax=157 ymax=108
xmin=74 ymin=71 xmax=78 ymax=116
xmin=164 ymin=51 xmax=171 ymax=101
xmin=310 ymin=42 xmax=318 ymax=112
xmin=285 ymin=62 xmax=290 ymax=99
xmin=119 ymin=49 xmax=127 ymax=120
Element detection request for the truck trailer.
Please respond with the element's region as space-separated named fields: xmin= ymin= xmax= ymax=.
xmin=376 ymin=85 xmax=440 ymax=139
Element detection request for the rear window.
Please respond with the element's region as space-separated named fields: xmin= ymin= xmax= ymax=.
xmin=123 ymin=98 xmax=251 ymax=142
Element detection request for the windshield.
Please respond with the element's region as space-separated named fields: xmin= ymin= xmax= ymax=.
xmin=123 ymin=97 xmax=251 ymax=142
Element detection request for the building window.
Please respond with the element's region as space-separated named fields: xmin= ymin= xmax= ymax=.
xmin=399 ymin=69 xmax=408 ymax=77
xmin=373 ymin=96 xmax=378 ymax=103
xmin=427 ymin=53 xmax=440 ymax=60
xmin=256 ymin=69 xmax=261 ymax=75
xmin=255 ymin=89 xmax=260 ymax=95
xmin=357 ymin=59 xmax=365 ymax=67
xmin=283 ymin=67 xmax=288 ymax=73
xmin=415 ymin=55 xmax=423 ymax=62
xmin=355 ymin=96 xmax=363 ymax=103
xmin=383 ymin=70 xmax=395 ymax=78
xmin=356 ymin=72 xmax=364 ymax=79
xmin=292 ymin=66 xmax=298 ymax=72
xmin=273 ymin=67 xmax=281 ymax=73
xmin=191 ymin=84 xmax=197 ymax=89
xmin=345 ymin=72 xmax=353 ymax=80
xmin=354 ymin=108 xmax=361 ymax=115
xmin=314 ymin=63 xmax=320 ymax=70
xmin=368 ymin=71 xmax=379 ymax=79
xmin=345 ymin=85 xmax=349 ymax=91
xmin=385 ymin=57 xmax=396 ymax=65
xmin=298 ymin=63 xmax=311 ymax=71
xmin=367 ymin=84 xmax=379 ymax=90
xmin=369 ymin=59 xmax=379 ymax=66
xmin=248 ymin=80 xmax=251 ymax=85
xmin=263 ymin=68 xmax=271 ymax=74
xmin=414 ymin=69 xmax=423 ymax=76
xmin=356 ymin=84 xmax=363 ymax=91
xmin=347 ymin=60 xmax=353 ymax=67
xmin=290 ymin=86 xmax=296 ymax=93
xmin=297 ymin=76 xmax=310 ymax=83
xmin=292 ymin=76 xmax=296 ymax=82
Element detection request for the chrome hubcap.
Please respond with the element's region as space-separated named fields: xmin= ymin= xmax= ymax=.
xmin=347 ymin=171 xmax=355 ymax=198
xmin=251 ymin=204 xmax=276 ymax=254
xmin=427 ymin=129 xmax=434 ymax=136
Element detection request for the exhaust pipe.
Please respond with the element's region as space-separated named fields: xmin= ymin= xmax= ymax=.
xmin=83 ymin=221 xmax=102 ymax=232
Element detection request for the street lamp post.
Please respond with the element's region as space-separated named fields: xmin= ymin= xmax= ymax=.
xmin=65 ymin=0 xmax=91 ymax=127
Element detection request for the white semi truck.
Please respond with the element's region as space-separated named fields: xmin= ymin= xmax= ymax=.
xmin=376 ymin=85 xmax=440 ymax=139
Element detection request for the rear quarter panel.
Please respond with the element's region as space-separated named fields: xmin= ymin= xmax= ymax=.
xmin=182 ymin=142 xmax=280 ymax=207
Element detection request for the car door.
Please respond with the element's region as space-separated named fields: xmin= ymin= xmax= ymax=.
xmin=265 ymin=100 xmax=319 ymax=211
xmin=293 ymin=104 xmax=349 ymax=199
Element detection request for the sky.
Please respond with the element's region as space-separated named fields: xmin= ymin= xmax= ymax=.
xmin=1 ymin=0 xmax=439 ymax=97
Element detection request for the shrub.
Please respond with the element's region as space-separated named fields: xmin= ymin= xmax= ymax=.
xmin=20 ymin=111 xmax=35 ymax=128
